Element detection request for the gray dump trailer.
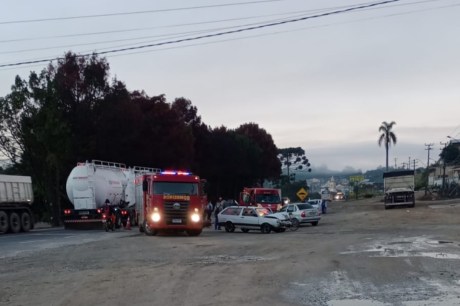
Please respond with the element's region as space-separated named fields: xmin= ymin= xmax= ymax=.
xmin=0 ymin=174 xmax=34 ymax=233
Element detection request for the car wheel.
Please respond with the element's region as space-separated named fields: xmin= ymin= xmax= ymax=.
xmin=241 ymin=228 xmax=249 ymax=233
xmin=311 ymin=221 xmax=318 ymax=226
xmin=225 ymin=222 xmax=235 ymax=233
xmin=260 ymin=223 xmax=271 ymax=234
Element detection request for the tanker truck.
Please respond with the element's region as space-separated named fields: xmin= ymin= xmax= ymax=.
xmin=0 ymin=174 xmax=35 ymax=234
xmin=64 ymin=160 xmax=160 ymax=229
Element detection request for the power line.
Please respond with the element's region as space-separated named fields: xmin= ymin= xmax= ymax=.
xmin=0 ymin=9 xmax=338 ymax=55
xmin=0 ymin=5 xmax=364 ymax=44
xmin=0 ymin=0 xmax=401 ymax=68
xmin=3 ymin=0 xmax=454 ymax=56
xmin=81 ymin=1 xmax=460 ymax=59
xmin=2 ymin=0 xmax=456 ymax=70
xmin=0 ymin=0 xmax=284 ymax=25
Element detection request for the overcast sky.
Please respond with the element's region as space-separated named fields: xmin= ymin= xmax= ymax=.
xmin=1 ymin=0 xmax=459 ymax=172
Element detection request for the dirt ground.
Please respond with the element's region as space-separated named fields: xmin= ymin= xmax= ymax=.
xmin=1 ymin=197 xmax=460 ymax=306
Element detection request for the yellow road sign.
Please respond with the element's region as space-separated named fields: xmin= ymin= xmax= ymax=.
xmin=296 ymin=187 xmax=308 ymax=201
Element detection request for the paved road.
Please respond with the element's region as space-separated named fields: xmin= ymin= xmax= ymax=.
xmin=1 ymin=199 xmax=459 ymax=306
xmin=0 ymin=227 xmax=135 ymax=259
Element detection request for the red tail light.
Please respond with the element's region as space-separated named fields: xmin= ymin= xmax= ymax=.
xmin=64 ymin=209 xmax=72 ymax=215
xmin=121 ymin=210 xmax=128 ymax=215
xmin=97 ymin=209 xmax=101 ymax=214
xmin=102 ymin=214 xmax=107 ymax=219
xmin=301 ymin=211 xmax=306 ymax=217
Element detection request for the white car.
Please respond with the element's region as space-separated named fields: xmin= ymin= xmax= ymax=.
xmin=273 ymin=202 xmax=321 ymax=226
xmin=217 ymin=206 xmax=288 ymax=234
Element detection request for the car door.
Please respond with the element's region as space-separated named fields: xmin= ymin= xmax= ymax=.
xmin=240 ymin=207 xmax=260 ymax=229
xmin=285 ymin=204 xmax=297 ymax=218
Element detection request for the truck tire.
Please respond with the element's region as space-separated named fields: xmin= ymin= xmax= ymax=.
xmin=0 ymin=211 xmax=9 ymax=233
xmin=9 ymin=212 xmax=21 ymax=233
xmin=20 ymin=212 xmax=32 ymax=232
xmin=144 ymin=221 xmax=157 ymax=236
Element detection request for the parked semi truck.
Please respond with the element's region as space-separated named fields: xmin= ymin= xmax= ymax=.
xmin=239 ymin=187 xmax=283 ymax=212
xmin=383 ymin=170 xmax=415 ymax=209
xmin=135 ymin=170 xmax=207 ymax=236
xmin=0 ymin=174 xmax=34 ymax=234
xmin=64 ymin=160 xmax=160 ymax=229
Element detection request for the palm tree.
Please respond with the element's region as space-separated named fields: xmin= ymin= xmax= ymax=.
xmin=378 ymin=121 xmax=397 ymax=171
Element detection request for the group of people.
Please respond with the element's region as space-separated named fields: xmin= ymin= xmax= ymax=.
xmin=205 ymin=197 xmax=227 ymax=230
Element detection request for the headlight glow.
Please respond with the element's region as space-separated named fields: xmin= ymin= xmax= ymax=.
xmin=191 ymin=213 xmax=200 ymax=222
xmin=151 ymin=212 xmax=161 ymax=222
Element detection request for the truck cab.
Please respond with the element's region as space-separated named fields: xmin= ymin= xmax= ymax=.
xmin=136 ymin=170 xmax=207 ymax=236
xmin=239 ymin=187 xmax=282 ymax=212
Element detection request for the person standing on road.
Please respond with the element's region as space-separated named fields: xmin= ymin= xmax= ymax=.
xmin=206 ymin=201 xmax=213 ymax=222
xmin=214 ymin=197 xmax=224 ymax=230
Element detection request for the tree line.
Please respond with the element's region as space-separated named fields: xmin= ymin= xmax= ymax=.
xmin=0 ymin=52 xmax=281 ymax=225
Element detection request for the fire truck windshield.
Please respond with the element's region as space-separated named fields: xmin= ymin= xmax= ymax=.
xmin=153 ymin=182 xmax=199 ymax=195
xmin=255 ymin=194 xmax=281 ymax=204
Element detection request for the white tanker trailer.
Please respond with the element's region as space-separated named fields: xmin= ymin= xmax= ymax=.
xmin=64 ymin=160 xmax=160 ymax=229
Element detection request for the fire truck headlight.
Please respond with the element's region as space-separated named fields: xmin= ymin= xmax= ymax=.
xmin=191 ymin=213 xmax=200 ymax=223
xmin=151 ymin=212 xmax=161 ymax=222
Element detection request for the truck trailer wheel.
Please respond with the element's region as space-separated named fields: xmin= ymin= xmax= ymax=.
xmin=9 ymin=212 xmax=21 ymax=233
xmin=20 ymin=212 xmax=32 ymax=232
xmin=0 ymin=211 xmax=9 ymax=233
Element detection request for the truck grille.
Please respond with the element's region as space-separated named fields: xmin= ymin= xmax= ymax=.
xmin=164 ymin=201 xmax=189 ymax=225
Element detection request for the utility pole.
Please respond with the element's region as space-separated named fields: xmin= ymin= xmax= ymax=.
xmin=402 ymin=162 xmax=407 ymax=169
xmin=440 ymin=141 xmax=448 ymax=195
xmin=425 ymin=143 xmax=434 ymax=168
xmin=408 ymin=156 xmax=411 ymax=170
xmin=394 ymin=157 xmax=397 ymax=169
xmin=412 ymin=159 xmax=417 ymax=170
xmin=425 ymin=143 xmax=434 ymax=195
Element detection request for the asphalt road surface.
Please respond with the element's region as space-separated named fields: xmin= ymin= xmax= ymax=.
xmin=1 ymin=198 xmax=459 ymax=306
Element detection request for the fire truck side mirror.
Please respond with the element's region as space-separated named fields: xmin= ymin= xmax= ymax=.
xmin=142 ymin=179 xmax=148 ymax=192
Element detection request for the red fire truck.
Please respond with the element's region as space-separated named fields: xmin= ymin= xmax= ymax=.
xmin=135 ymin=170 xmax=207 ymax=236
xmin=239 ymin=187 xmax=283 ymax=212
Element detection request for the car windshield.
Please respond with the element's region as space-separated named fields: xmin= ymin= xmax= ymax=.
xmin=152 ymin=182 xmax=199 ymax=195
xmin=255 ymin=194 xmax=281 ymax=204
xmin=297 ymin=203 xmax=313 ymax=210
